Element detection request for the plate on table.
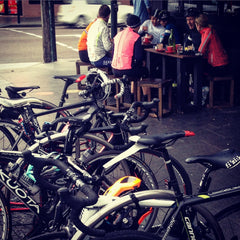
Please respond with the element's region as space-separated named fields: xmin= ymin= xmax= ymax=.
xmin=165 ymin=50 xmax=174 ymax=54
xmin=156 ymin=49 xmax=165 ymax=52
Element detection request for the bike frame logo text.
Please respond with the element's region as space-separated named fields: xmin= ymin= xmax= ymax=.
xmin=0 ymin=169 xmax=40 ymax=214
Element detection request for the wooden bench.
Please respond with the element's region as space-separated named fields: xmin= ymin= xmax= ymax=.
xmin=208 ymin=75 xmax=234 ymax=108
xmin=137 ymin=78 xmax=172 ymax=118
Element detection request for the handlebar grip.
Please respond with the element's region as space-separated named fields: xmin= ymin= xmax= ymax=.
xmin=128 ymin=123 xmax=148 ymax=135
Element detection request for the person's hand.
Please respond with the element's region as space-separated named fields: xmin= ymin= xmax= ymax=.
xmin=157 ymin=43 xmax=164 ymax=50
xmin=142 ymin=26 xmax=148 ymax=32
xmin=148 ymin=34 xmax=153 ymax=41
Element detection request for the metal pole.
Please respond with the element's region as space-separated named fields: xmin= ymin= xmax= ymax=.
xmin=41 ymin=0 xmax=57 ymax=63
xmin=111 ymin=0 xmax=118 ymax=38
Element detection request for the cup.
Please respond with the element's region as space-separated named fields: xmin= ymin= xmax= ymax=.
xmin=166 ymin=45 xmax=174 ymax=53
xmin=143 ymin=37 xmax=151 ymax=44
xmin=176 ymin=44 xmax=183 ymax=54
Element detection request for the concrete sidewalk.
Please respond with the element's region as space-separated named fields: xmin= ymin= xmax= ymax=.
xmin=0 ymin=58 xmax=240 ymax=238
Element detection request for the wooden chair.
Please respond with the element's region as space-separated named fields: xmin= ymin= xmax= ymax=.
xmin=137 ymin=78 xmax=172 ymax=118
xmin=208 ymin=75 xmax=234 ymax=108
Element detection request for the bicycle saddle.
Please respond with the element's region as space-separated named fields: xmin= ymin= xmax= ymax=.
xmin=6 ymin=86 xmax=40 ymax=94
xmin=130 ymin=131 xmax=195 ymax=146
xmin=185 ymin=149 xmax=240 ymax=169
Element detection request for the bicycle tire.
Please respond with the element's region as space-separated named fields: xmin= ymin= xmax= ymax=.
xmin=215 ymin=202 xmax=240 ymax=239
xmin=0 ymin=187 xmax=11 ymax=240
xmin=134 ymin=149 xmax=192 ymax=195
xmin=26 ymin=231 xmax=67 ymax=240
xmin=94 ymin=230 xmax=162 ymax=240
xmin=0 ymin=119 xmax=31 ymax=151
xmin=189 ymin=205 xmax=225 ymax=240
xmin=0 ymin=125 xmax=16 ymax=150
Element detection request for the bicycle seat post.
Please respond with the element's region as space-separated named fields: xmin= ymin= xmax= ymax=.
xmin=162 ymin=148 xmax=183 ymax=199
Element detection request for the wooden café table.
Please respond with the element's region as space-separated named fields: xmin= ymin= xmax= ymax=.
xmin=145 ymin=48 xmax=203 ymax=113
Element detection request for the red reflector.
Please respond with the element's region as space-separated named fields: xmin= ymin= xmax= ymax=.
xmin=185 ymin=131 xmax=195 ymax=137
xmin=76 ymin=75 xmax=86 ymax=82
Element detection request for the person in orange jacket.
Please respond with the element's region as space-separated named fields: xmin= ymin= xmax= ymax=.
xmin=78 ymin=19 xmax=96 ymax=63
xmin=195 ymin=13 xmax=229 ymax=77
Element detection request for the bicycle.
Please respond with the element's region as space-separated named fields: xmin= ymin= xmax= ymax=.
xmin=74 ymin=134 xmax=240 ymax=240
xmin=0 ymin=69 xmax=125 ymax=150
xmin=0 ymin=112 xmax=159 ymax=239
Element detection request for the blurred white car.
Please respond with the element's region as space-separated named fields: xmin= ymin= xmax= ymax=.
xmin=57 ymin=0 xmax=133 ymax=28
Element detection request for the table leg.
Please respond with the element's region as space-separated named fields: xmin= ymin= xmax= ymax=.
xmin=176 ymin=59 xmax=187 ymax=113
xmin=193 ymin=58 xmax=202 ymax=108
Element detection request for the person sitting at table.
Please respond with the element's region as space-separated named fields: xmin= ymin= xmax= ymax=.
xmin=195 ymin=13 xmax=229 ymax=105
xmin=157 ymin=10 xmax=180 ymax=50
xmin=183 ymin=8 xmax=201 ymax=104
xmin=111 ymin=14 xmax=149 ymax=102
xmin=138 ymin=8 xmax=165 ymax=45
xmin=183 ymin=7 xmax=201 ymax=52
xmin=195 ymin=13 xmax=229 ymax=77
xmin=78 ymin=19 xmax=96 ymax=63
xmin=87 ymin=5 xmax=112 ymax=68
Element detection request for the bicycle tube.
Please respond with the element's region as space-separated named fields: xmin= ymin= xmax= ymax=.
xmin=73 ymin=190 xmax=175 ymax=240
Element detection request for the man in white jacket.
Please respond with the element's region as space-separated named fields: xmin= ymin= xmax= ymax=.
xmin=87 ymin=5 xmax=112 ymax=68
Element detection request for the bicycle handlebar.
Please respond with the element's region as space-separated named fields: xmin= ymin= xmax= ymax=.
xmin=21 ymin=150 xmax=105 ymax=236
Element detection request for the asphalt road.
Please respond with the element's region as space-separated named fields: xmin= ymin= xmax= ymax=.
xmin=0 ymin=25 xmax=82 ymax=63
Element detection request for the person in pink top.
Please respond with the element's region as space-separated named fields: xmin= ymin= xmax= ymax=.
xmin=195 ymin=13 xmax=229 ymax=77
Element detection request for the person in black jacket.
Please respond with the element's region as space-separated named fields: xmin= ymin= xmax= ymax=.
xmin=183 ymin=8 xmax=201 ymax=52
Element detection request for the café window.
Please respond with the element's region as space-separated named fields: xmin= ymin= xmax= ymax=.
xmin=0 ymin=0 xmax=21 ymax=15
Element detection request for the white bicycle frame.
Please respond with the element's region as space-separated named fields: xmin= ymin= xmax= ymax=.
xmin=72 ymin=189 xmax=175 ymax=240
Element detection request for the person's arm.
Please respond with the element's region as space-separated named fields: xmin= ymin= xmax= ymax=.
xmin=102 ymin=26 xmax=112 ymax=53
xmin=132 ymin=37 xmax=144 ymax=67
xmin=138 ymin=20 xmax=148 ymax=35
xmin=198 ymin=28 xmax=211 ymax=55
xmin=144 ymin=0 xmax=151 ymax=19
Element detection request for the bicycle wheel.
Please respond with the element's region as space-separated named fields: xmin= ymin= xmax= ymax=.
xmin=0 ymin=125 xmax=16 ymax=150
xmin=94 ymin=230 xmax=162 ymax=240
xmin=134 ymin=149 xmax=192 ymax=195
xmin=155 ymin=205 xmax=225 ymax=240
xmin=186 ymin=205 xmax=225 ymax=240
xmin=0 ymin=119 xmax=30 ymax=151
xmin=215 ymin=202 xmax=240 ymax=239
xmin=0 ymin=188 xmax=11 ymax=240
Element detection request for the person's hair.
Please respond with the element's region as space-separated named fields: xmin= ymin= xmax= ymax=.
xmin=98 ymin=5 xmax=111 ymax=18
xmin=195 ymin=13 xmax=209 ymax=28
xmin=185 ymin=7 xmax=199 ymax=18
